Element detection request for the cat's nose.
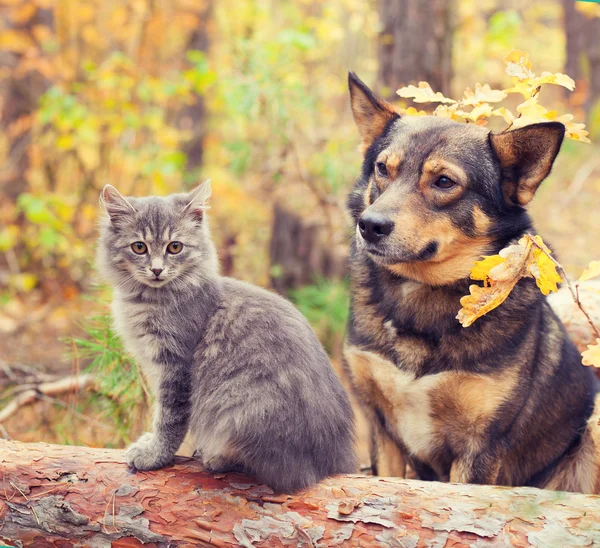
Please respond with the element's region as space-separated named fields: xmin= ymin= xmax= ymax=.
xmin=151 ymin=268 xmax=164 ymax=278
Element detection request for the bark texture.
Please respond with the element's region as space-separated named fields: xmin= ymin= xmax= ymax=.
xmin=269 ymin=203 xmax=346 ymax=295
xmin=562 ymin=0 xmax=600 ymax=117
xmin=377 ymin=0 xmax=453 ymax=99
xmin=1 ymin=440 xmax=600 ymax=547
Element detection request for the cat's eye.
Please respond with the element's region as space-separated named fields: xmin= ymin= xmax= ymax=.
xmin=167 ymin=241 xmax=183 ymax=254
xmin=376 ymin=162 xmax=388 ymax=177
xmin=131 ymin=242 xmax=147 ymax=254
xmin=434 ymin=176 xmax=456 ymax=190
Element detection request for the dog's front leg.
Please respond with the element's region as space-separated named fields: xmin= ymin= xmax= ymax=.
xmin=126 ymin=359 xmax=191 ymax=471
xmin=449 ymin=450 xmax=502 ymax=485
xmin=370 ymin=422 xmax=407 ymax=477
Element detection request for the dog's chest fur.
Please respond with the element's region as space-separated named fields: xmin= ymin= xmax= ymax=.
xmin=345 ymin=264 xmax=519 ymax=475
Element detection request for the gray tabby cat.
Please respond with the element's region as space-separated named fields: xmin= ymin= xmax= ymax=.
xmin=97 ymin=180 xmax=356 ymax=492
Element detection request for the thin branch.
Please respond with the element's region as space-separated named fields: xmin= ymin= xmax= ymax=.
xmin=0 ymin=374 xmax=95 ymax=423
xmin=525 ymin=234 xmax=600 ymax=339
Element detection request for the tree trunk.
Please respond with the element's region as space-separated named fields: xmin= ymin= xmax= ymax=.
xmin=377 ymin=0 xmax=453 ymax=99
xmin=0 ymin=6 xmax=53 ymax=199
xmin=269 ymin=203 xmax=346 ymax=295
xmin=562 ymin=0 xmax=600 ymax=118
xmin=1 ymin=440 xmax=599 ymax=547
xmin=180 ymin=4 xmax=212 ymax=176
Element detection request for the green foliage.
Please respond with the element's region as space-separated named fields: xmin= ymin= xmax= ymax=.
xmin=72 ymin=307 xmax=148 ymax=446
xmin=290 ymin=279 xmax=349 ymax=356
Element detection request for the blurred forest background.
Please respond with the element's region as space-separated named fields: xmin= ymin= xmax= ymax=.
xmin=1 ymin=0 xmax=599 ymax=462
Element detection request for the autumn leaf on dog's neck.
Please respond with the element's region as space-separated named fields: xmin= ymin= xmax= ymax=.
xmin=456 ymin=234 xmax=561 ymax=328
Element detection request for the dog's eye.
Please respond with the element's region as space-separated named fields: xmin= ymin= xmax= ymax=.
xmin=167 ymin=241 xmax=183 ymax=254
xmin=131 ymin=242 xmax=147 ymax=254
xmin=376 ymin=162 xmax=388 ymax=177
xmin=434 ymin=176 xmax=456 ymax=190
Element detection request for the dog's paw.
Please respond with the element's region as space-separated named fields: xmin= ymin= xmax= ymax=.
xmin=125 ymin=433 xmax=172 ymax=471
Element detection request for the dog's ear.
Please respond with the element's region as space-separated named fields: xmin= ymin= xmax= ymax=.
xmin=348 ymin=72 xmax=399 ymax=151
xmin=489 ymin=122 xmax=565 ymax=206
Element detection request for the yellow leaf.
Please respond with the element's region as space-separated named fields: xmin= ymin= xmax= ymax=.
xmin=457 ymin=238 xmax=533 ymax=327
xmin=470 ymin=255 xmax=506 ymax=285
xmin=580 ymin=261 xmax=600 ymax=282
xmin=456 ymin=283 xmax=516 ymax=328
xmin=462 ymin=83 xmax=507 ymax=106
xmin=576 ymin=3 xmax=600 ymax=18
xmin=516 ymin=97 xmax=548 ymax=120
xmin=397 ymin=82 xmax=456 ymax=104
xmin=491 ymin=107 xmax=515 ymax=124
xmin=464 ymin=103 xmax=493 ymax=122
xmin=582 ymin=339 xmax=600 ymax=368
xmin=521 ymin=235 xmax=562 ymax=295
xmin=56 ymin=135 xmax=73 ymax=150
xmin=504 ymin=50 xmax=535 ymax=81
xmin=0 ymin=29 xmax=35 ymax=53
xmin=9 ymin=3 xmax=37 ymax=25
xmin=401 ymin=106 xmax=428 ymax=117
xmin=562 ymin=119 xmax=591 ymax=143
xmin=0 ymin=225 xmax=19 ymax=252
xmin=535 ymin=72 xmax=576 ymax=91
xmin=9 ymin=273 xmax=38 ymax=292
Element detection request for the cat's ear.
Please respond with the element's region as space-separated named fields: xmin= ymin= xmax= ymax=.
xmin=100 ymin=185 xmax=136 ymax=220
xmin=182 ymin=179 xmax=211 ymax=220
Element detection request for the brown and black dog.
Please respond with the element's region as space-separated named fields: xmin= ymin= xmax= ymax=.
xmin=343 ymin=72 xmax=600 ymax=493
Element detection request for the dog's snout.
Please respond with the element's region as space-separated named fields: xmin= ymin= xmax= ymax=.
xmin=151 ymin=268 xmax=164 ymax=278
xmin=358 ymin=213 xmax=394 ymax=243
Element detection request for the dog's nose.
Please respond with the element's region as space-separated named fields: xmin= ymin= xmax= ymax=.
xmin=151 ymin=268 xmax=164 ymax=277
xmin=358 ymin=213 xmax=394 ymax=244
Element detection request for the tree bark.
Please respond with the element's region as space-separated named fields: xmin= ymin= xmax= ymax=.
xmin=180 ymin=4 xmax=212 ymax=175
xmin=377 ymin=0 xmax=453 ymax=99
xmin=0 ymin=6 xmax=53 ymax=199
xmin=562 ymin=0 xmax=600 ymax=118
xmin=269 ymin=203 xmax=346 ymax=295
xmin=1 ymin=441 xmax=599 ymax=547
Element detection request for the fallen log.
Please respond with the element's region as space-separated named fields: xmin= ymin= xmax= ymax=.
xmin=1 ymin=441 xmax=599 ymax=547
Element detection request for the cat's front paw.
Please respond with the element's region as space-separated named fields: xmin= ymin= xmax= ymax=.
xmin=125 ymin=433 xmax=173 ymax=471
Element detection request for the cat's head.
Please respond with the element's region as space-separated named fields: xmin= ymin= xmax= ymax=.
xmin=97 ymin=180 xmax=218 ymax=294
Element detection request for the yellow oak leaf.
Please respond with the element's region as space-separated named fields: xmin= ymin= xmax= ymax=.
xmin=457 ymin=239 xmax=533 ymax=327
xmin=562 ymin=119 xmax=591 ymax=143
xmin=504 ymin=50 xmax=535 ymax=81
xmin=457 ymin=235 xmax=562 ymax=327
xmin=457 ymin=284 xmax=516 ymax=328
xmin=397 ymin=82 xmax=456 ymax=104
xmin=471 ymin=255 xmax=507 ymax=286
xmin=491 ymin=107 xmax=515 ymax=124
xmin=582 ymin=339 xmax=600 ymax=368
xmin=516 ymin=97 xmax=548 ymax=120
xmin=529 ymin=237 xmax=562 ymax=295
xmin=401 ymin=106 xmax=428 ymax=117
xmin=462 ymin=83 xmax=507 ymax=106
xmin=535 ymin=72 xmax=576 ymax=91
xmin=464 ymin=103 xmax=494 ymax=122
xmin=579 ymin=261 xmax=600 ymax=282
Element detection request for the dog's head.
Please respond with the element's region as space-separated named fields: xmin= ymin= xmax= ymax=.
xmin=348 ymin=72 xmax=565 ymax=286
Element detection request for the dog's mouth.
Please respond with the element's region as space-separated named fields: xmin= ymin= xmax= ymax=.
xmin=364 ymin=241 xmax=439 ymax=264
